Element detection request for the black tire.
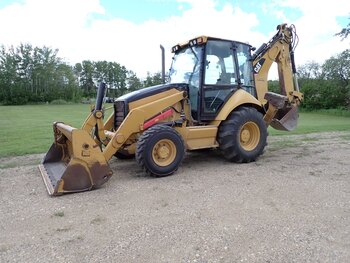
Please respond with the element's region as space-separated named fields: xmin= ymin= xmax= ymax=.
xmin=136 ymin=125 xmax=185 ymax=177
xmin=217 ymin=107 xmax=267 ymax=163
xmin=114 ymin=149 xmax=135 ymax=159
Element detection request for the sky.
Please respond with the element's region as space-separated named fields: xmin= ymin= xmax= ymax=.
xmin=0 ymin=0 xmax=349 ymax=79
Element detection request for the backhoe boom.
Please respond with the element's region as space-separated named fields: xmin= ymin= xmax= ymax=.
xmin=253 ymin=23 xmax=303 ymax=130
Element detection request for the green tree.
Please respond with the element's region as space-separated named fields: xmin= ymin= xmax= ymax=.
xmin=0 ymin=44 xmax=80 ymax=104
xmin=127 ymin=71 xmax=142 ymax=92
xmin=143 ymin=72 xmax=163 ymax=87
xmin=74 ymin=62 xmax=83 ymax=86
xmin=80 ymin=60 xmax=95 ymax=97
xmin=0 ymin=45 xmax=28 ymax=104
xmin=336 ymin=17 xmax=350 ymax=40
xmin=323 ymin=49 xmax=350 ymax=85
xmin=0 ymin=43 xmax=159 ymax=104
xmin=92 ymin=61 xmax=128 ymax=97
xmin=322 ymin=49 xmax=350 ymax=108
xmin=298 ymin=61 xmax=323 ymax=79
xmin=297 ymin=50 xmax=350 ymax=109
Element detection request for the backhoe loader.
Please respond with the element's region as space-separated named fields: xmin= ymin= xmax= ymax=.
xmin=39 ymin=23 xmax=303 ymax=196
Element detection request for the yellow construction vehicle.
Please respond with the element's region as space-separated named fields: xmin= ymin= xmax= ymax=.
xmin=39 ymin=23 xmax=303 ymax=196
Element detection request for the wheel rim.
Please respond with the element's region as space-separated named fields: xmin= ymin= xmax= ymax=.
xmin=152 ymin=139 xmax=177 ymax=166
xmin=239 ymin=121 xmax=260 ymax=151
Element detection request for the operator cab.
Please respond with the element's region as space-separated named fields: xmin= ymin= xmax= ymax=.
xmin=169 ymin=36 xmax=255 ymax=121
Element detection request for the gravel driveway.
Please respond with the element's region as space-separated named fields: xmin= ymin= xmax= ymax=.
xmin=1 ymin=131 xmax=349 ymax=262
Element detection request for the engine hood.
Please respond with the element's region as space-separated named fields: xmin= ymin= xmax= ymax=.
xmin=116 ymin=83 xmax=188 ymax=104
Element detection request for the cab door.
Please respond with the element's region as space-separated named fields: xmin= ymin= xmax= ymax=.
xmin=199 ymin=40 xmax=255 ymax=121
xmin=200 ymin=40 xmax=239 ymax=121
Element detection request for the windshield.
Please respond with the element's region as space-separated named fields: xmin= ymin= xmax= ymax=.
xmin=169 ymin=46 xmax=202 ymax=85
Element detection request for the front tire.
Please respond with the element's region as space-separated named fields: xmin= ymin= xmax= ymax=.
xmin=218 ymin=107 xmax=267 ymax=163
xmin=136 ymin=125 xmax=185 ymax=177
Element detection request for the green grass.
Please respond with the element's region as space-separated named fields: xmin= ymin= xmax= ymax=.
xmin=0 ymin=105 xmax=349 ymax=157
xmin=0 ymin=104 xmax=100 ymax=157
xmin=268 ymin=111 xmax=350 ymax=136
xmin=53 ymin=211 xmax=65 ymax=217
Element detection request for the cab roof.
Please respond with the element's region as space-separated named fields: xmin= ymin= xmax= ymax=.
xmin=171 ymin=35 xmax=252 ymax=53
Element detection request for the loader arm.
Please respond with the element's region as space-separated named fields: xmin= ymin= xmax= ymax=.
xmin=39 ymin=86 xmax=186 ymax=196
xmin=252 ymin=23 xmax=303 ymax=131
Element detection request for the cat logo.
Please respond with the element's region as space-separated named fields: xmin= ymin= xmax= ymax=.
xmin=253 ymin=58 xmax=265 ymax=74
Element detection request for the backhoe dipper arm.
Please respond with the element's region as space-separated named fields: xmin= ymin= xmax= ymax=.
xmin=252 ymin=23 xmax=303 ymax=105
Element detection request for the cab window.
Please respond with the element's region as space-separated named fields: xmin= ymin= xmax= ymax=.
xmin=236 ymin=44 xmax=255 ymax=94
xmin=203 ymin=40 xmax=238 ymax=114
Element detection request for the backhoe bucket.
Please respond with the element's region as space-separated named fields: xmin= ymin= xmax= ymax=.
xmin=38 ymin=122 xmax=113 ymax=196
xmin=264 ymin=92 xmax=299 ymax=132
xmin=270 ymin=105 xmax=298 ymax=131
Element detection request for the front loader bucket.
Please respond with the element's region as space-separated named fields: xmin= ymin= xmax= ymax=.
xmin=270 ymin=105 xmax=298 ymax=131
xmin=38 ymin=122 xmax=113 ymax=196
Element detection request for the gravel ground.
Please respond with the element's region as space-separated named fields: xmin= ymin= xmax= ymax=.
xmin=0 ymin=131 xmax=350 ymax=263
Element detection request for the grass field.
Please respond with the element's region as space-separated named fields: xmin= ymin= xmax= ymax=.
xmin=0 ymin=104 xmax=349 ymax=157
xmin=268 ymin=110 xmax=350 ymax=136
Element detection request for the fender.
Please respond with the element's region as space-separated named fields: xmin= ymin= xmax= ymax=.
xmin=215 ymin=89 xmax=262 ymax=121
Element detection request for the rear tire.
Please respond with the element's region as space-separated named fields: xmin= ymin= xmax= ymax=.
xmin=136 ymin=125 xmax=185 ymax=177
xmin=218 ymin=107 xmax=267 ymax=163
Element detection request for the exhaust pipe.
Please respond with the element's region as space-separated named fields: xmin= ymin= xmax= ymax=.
xmin=160 ymin=45 xmax=165 ymax=84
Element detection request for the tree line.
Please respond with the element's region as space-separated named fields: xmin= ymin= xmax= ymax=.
xmin=299 ymin=18 xmax=350 ymax=110
xmin=1 ymin=32 xmax=349 ymax=109
xmin=297 ymin=49 xmax=349 ymax=109
xmin=268 ymin=49 xmax=350 ymax=110
xmin=0 ymin=43 xmax=162 ymax=105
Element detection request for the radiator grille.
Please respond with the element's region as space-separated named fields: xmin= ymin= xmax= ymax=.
xmin=114 ymin=101 xmax=126 ymax=129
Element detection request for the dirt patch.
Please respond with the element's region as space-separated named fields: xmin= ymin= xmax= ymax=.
xmin=1 ymin=132 xmax=350 ymax=262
